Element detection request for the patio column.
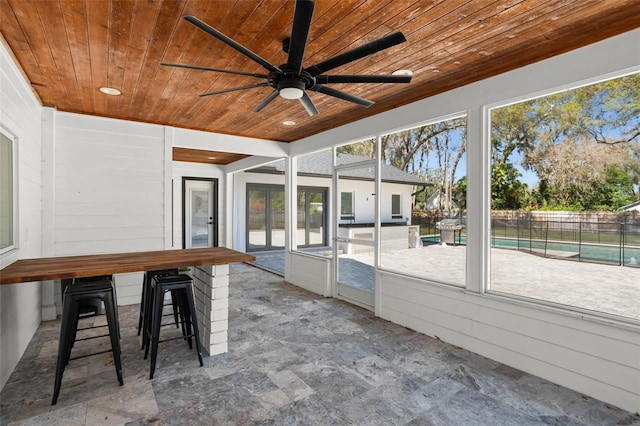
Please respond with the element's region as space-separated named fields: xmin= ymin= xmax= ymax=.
xmin=191 ymin=264 xmax=230 ymax=355
xmin=465 ymin=106 xmax=490 ymax=294
xmin=41 ymin=107 xmax=57 ymax=320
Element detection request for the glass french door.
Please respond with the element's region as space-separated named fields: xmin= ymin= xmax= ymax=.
xmin=248 ymin=185 xmax=327 ymax=252
xmin=333 ymin=160 xmax=377 ymax=309
xmin=183 ymin=178 xmax=217 ymax=248
xmin=296 ymin=188 xmax=327 ymax=247
xmin=247 ymin=185 xmax=285 ymax=251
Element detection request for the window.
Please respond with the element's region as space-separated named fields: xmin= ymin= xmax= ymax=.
xmin=391 ymin=194 xmax=402 ymax=218
xmin=379 ymin=115 xmax=468 ymax=287
xmin=0 ymin=126 xmax=17 ymax=254
xmin=340 ymin=191 xmax=354 ymax=219
xmin=489 ymin=72 xmax=640 ymax=320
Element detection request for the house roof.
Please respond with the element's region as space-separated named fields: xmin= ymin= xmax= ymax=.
xmin=620 ymin=200 xmax=640 ymax=211
xmin=247 ymin=151 xmax=429 ymax=186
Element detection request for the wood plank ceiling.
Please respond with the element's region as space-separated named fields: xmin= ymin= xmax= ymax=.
xmin=1 ymin=0 xmax=639 ymax=159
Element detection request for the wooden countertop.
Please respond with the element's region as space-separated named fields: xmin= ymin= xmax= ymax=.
xmin=0 ymin=247 xmax=255 ymax=285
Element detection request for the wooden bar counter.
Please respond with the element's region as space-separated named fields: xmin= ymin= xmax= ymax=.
xmin=0 ymin=247 xmax=256 ymax=356
xmin=0 ymin=247 xmax=254 ymax=285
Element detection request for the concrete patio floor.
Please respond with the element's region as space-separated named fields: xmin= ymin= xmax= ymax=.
xmin=1 ymin=263 xmax=638 ymax=425
xmin=253 ymin=245 xmax=640 ymax=321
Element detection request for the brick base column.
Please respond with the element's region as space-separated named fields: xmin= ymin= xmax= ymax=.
xmin=191 ymin=264 xmax=229 ymax=356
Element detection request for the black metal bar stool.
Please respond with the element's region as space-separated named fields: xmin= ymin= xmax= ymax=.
xmin=52 ymin=275 xmax=123 ymax=405
xmin=143 ymin=273 xmax=203 ymax=379
xmin=138 ymin=268 xmax=182 ymax=350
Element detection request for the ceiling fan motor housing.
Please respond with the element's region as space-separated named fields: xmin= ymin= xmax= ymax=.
xmin=276 ymin=77 xmax=306 ymax=92
xmin=272 ymin=68 xmax=315 ymax=95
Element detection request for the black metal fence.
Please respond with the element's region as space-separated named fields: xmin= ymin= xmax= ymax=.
xmin=491 ymin=217 xmax=640 ymax=267
xmin=413 ymin=211 xmax=640 ymax=267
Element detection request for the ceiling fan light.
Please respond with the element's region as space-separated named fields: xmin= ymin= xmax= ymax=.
xmin=392 ymin=69 xmax=413 ymax=76
xmin=279 ymin=87 xmax=304 ymax=99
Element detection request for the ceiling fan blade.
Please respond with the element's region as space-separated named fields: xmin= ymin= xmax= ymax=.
xmin=299 ymin=92 xmax=318 ymax=116
xmin=160 ymin=62 xmax=269 ymax=79
xmin=309 ymin=85 xmax=374 ymax=107
xmin=315 ymin=74 xmax=412 ymax=84
xmin=253 ymin=90 xmax=279 ymax=112
xmin=287 ymin=0 xmax=315 ymax=73
xmin=199 ymin=83 xmax=270 ymax=97
xmin=306 ymin=31 xmax=407 ymax=77
xmin=183 ymin=15 xmax=281 ymax=73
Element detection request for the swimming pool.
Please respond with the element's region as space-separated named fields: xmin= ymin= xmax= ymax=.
xmin=422 ymin=235 xmax=640 ymax=266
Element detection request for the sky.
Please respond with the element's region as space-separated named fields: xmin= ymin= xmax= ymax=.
xmin=420 ymin=145 xmax=539 ymax=189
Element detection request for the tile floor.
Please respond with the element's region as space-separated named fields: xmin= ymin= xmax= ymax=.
xmin=1 ymin=263 xmax=638 ymax=425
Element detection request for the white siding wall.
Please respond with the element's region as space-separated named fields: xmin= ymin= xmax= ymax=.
xmin=54 ymin=113 xmax=166 ymax=254
xmin=285 ymin=251 xmax=331 ymax=296
xmin=0 ymin=40 xmax=43 ymax=390
xmin=378 ymin=271 xmax=640 ymax=413
xmin=53 ymin=112 xmax=166 ymax=306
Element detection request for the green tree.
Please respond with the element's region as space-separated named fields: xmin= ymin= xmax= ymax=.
xmin=492 ymin=72 xmax=640 ymax=210
xmin=586 ymin=165 xmax=636 ymax=210
xmin=490 ymin=101 xmax=541 ymax=209
xmin=491 ymin=162 xmax=527 ymax=209
xmin=453 ymin=176 xmax=467 ymax=210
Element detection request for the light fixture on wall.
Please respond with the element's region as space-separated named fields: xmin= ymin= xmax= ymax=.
xmin=99 ymin=87 xmax=121 ymax=96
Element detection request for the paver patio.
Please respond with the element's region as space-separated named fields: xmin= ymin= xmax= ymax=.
xmin=253 ymin=245 xmax=640 ymax=321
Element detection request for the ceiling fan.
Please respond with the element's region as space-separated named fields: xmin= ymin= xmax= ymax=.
xmin=161 ymin=0 xmax=412 ymax=116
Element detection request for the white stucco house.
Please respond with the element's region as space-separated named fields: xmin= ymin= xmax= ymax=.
xmin=233 ymin=150 xmax=429 ymax=253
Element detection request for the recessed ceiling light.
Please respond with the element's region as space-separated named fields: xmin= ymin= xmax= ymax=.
xmin=99 ymin=86 xmax=121 ymax=96
xmin=207 ymin=156 xmax=217 ymax=160
xmin=282 ymin=120 xmax=296 ymax=126
xmin=392 ymin=69 xmax=413 ymax=76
